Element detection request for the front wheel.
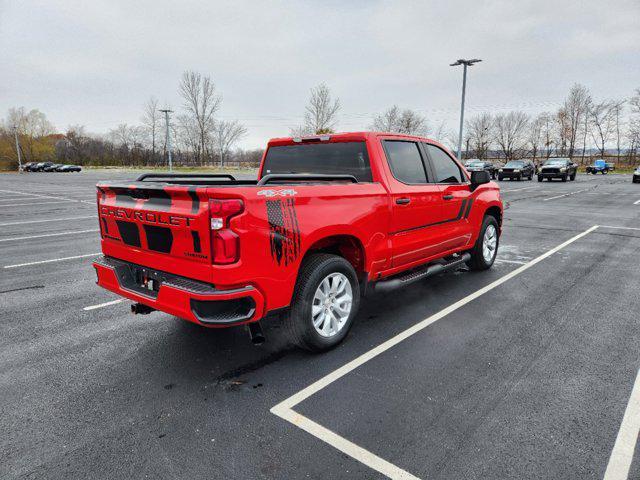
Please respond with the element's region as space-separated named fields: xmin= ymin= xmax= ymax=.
xmin=466 ymin=216 xmax=499 ymax=271
xmin=537 ymin=175 xmax=543 ymax=182
xmin=285 ymin=253 xmax=360 ymax=352
xmin=562 ymin=175 xmax=568 ymax=182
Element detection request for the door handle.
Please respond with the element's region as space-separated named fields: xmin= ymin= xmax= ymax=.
xmin=443 ymin=194 xmax=454 ymax=200
xmin=396 ymin=197 xmax=411 ymax=205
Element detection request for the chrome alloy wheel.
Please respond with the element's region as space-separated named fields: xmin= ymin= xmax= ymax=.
xmin=482 ymin=224 xmax=498 ymax=263
xmin=311 ymin=272 xmax=353 ymax=338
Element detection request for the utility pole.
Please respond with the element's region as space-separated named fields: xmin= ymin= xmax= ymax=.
xmin=450 ymin=58 xmax=482 ymax=161
xmin=13 ymin=126 xmax=23 ymax=173
xmin=159 ymin=109 xmax=173 ymax=172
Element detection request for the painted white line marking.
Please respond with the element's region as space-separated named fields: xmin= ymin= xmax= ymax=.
xmin=83 ymin=299 xmax=124 ymax=311
xmin=543 ymin=189 xmax=591 ymax=201
xmin=0 ymin=188 xmax=93 ymax=205
xmin=603 ymin=368 xmax=640 ymax=480
xmin=502 ymin=186 xmax=537 ymax=193
xmin=0 ymin=229 xmax=98 ymax=242
xmin=271 ymin=225 xmax=600 ymax=479
xmin=0 ymin=200 xmax=78 ymax=207
xmin=600 ymin=225 xmax=640 ymax=232
xmin=0 ymin=215 xmax=96 ymax=226
xmin=633 ymin=199 xmax=640 ymax=205
xmin=4 ymin=253 xmax=101 ymax=269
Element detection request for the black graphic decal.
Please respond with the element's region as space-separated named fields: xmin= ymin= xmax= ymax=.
xmin=266 ymin=199 xmax=300 ymax=266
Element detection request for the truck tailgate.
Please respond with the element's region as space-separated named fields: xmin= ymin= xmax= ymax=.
xmin=97 ymin=183 xmax=213 ymax=282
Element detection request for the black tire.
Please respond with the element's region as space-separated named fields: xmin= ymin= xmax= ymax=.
xmin=466 ymin=215 xmax=499 ymax=271
xmin=517 ymin=175 xmax=522 ymax=181
xmin=570 ymin=172 xmax=576 ymax=181
xmin=537 ymin=175 xmax=543 ymax=182
xmin=498 ymin=176 xmax=503 ymax=181
xmin=285 ymin=253 xmax=360 ymax=352
xmin=562 ymin=175 xmax=568 ymax=182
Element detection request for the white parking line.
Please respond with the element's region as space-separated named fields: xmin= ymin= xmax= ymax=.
xmin=501 ymin=186 xmax=537 ymax=193
xmin=543 ymin=189 xmax=591 ymax=201
xmin=0 ymin=200 xmax=79 ymax=207
xmin=600 ymin=225 xmax=640 ymax=232
xmin=603 ymin=368 xmax=640 ymax=480
xmin=0 ymin=215 xmax=96 ymax=226
xmin=271 ymin=225 xmax=600 ymax=480
xmin=633 ymin=199 xmax=640 ymax=205
xmin=83 ymin=299 xmax=124 ymax=311
xmin=3 ymin=253 xmax=101 ymax=269
xmin=0 ymin=229 xmax=98 ymax=242
xmin=0 ymin=188 xmax=93 ymax=205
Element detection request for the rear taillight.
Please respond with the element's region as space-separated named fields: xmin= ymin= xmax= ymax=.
xmin=209 ymin=199 xmax=243 ymax=264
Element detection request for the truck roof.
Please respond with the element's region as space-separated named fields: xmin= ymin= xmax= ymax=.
xmin=267 ymin=131 xmax=441 ymax=147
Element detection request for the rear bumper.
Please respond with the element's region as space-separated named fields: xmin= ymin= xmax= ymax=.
xmin=92 ymin=256 xmax=265 ymax=327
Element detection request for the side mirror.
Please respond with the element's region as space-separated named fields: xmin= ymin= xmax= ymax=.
xmin=470 ymin=170 xmax=491 ymax=191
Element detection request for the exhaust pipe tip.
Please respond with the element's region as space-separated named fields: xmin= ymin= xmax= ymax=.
xmin=247 ymin=322 xmax=265 ymax=345
xmin=131 ymin=303 xmax=155 ymax=315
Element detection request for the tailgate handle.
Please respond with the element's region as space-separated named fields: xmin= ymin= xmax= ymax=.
xmin=443 ymin=195 xmax=454 ymax=200
xmin=395 ymin=197 xmax=411 ymax=205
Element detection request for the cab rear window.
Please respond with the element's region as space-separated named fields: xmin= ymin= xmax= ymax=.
xmin=263 ymin=142 xmax=373 ymax=182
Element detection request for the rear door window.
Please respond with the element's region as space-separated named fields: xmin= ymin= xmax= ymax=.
xmin=383 ymin=140 xmax=428 ymax=184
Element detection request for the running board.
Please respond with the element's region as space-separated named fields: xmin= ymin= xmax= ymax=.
xmin=374 ymin=253 xmax=471 ymax=293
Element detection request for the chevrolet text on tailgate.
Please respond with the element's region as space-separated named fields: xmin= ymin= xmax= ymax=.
xmin=93 ymin=132 xmax=503 ymax=352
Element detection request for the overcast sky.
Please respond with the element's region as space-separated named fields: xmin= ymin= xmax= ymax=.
xmin=1 ymin=0 xmax=638 ymax=149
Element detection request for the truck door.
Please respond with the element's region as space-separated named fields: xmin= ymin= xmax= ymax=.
xmin=382 ymin=140 xmax=450 ymax=268
xmin=423 ymin=143 xmax=474 ymax=250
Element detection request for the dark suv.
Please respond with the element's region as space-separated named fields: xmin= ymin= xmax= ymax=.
xmin=465 ymin=160 xmax=498 ymax=179
xmin=537 ymin=158 xmax=577 ymax=182
xmin=497 ymin=160 xmax=535 ymax=181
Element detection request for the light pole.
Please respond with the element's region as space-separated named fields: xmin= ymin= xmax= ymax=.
xmin=159 ymin=109 xmax=173 ymax=172
xmin=13 ymin=126 xmax=23 ymax=173
xmin=450 ymin=58 xmax=482 ymax=161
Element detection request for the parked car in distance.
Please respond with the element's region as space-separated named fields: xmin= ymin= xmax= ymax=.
xmin=58 ymin=164 xmax=82 ymax=172
xmin=538 ymin=158 xmax=578 ymax=182
xmin=633 ymin=166 xmax=640 ymax=183
xmin=22 ymin=162 xmax=36 ymax=171
xmin=586 ymin=159 xmax=610 ymax=175
xmin=465 ymin=160 xmax=498 ymax=179
xmin=43 ymin=163 xmax=62 ymax=172
xmin=93 ymin=132 xmax=503 ymax=352
xmin=32 ymin=162 xmax=54 ymax=171
xmin=497 ymin=160 xmax=535 ymax=181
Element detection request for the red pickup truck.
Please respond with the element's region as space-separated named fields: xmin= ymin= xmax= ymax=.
xmin=93 ymin=132 xmax=502 ymax=351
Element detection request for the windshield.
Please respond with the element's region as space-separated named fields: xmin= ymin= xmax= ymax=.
xmin=544 ymin=159 xmax=568 ymax=166
xmin=263 ymin=142 xmax=372 ymax=182
xmin=504 ymin=161 xmax=524 ymax=168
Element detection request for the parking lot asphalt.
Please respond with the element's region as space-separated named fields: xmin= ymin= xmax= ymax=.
xmin=1 ymin=170 xmax=639 ymax=479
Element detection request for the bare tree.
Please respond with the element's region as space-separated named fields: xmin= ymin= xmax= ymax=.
xmin=302 ymin=83 xmax=340 ymax=134
xmin=493 ymin=111 xmax=529 ymax=161
xmin=141 ymin=96 xmax=160 ymax=163
xmin=612 ymin=100 xmax=625 ymax=158
xmin=370 ymin=106 xmax=429 ymax=135
xmin=589 ymin=100 xmax=616 ymax=157
xmin=466 ymin=113 xmax=493 ymax=159
xmin=528 ymin=113 xmax=546 ymax=163
xmin=179 ymin=71 xmax=222 ymax=164
xmin=213 ymin=120 xmax=247 ymax=167
xmin=561 ymin=83 xmax=591 ymax=158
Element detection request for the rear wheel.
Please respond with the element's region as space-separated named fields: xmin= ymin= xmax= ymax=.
xmin=466 ymin=215 xmax=499 ymax=271
xmin=570 ymin=172 xmax=576 ymax=181
xmin=285 ymin=253 xmax=360 ymax=352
